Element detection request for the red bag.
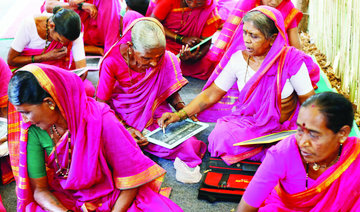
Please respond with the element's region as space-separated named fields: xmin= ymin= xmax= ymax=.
xmin=198 ymin=157 xmax=261 ymax=203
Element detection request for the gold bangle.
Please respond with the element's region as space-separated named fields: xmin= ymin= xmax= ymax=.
xmin=179 ymin=109 xmax=189 ymax=120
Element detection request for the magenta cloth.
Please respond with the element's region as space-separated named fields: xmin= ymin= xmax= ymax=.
xmin=243 ymin=135 xmax=314 ymax=207
xmin=0 ymin=57 xmax=12 ymax=106
xmin=13 ymin=63 xmax=182 ymax=211
xmin=203 ymin=6 xmax=319 ymax=165
xmin=97 ymin=18 xmax=206 ymax=168
xmin=41 ymin=0 xmax=121 ymax=53
xmin=245 ymin=135 xmax=360 ymax=211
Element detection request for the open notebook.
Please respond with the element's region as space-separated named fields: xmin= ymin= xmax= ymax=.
xmin=234 ymin=130 xmax=297 ymax=146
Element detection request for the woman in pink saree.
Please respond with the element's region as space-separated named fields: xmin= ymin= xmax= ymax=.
xmin=237 ymin=92 xmax=360 ymax=211
xmin=159 ymin=6 xmax=319 ymax=164
xmin=150 ymin=0 xmax=223 ymax=80
xmin=97 ymin=18 xmax=206 ymax=184
xmin=43 ymin=0 xmax=122 ymax=54
xmin=7 ymin=6 xmax=95 ymax=97
xmin=7 ymin=63 xmax=182 ymax=212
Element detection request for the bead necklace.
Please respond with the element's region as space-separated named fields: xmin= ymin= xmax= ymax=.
xmin=245 ymin=55 xmax=251 ymax=83
xmin=305 ymin=144 xmax=342 ymax=189
xmin=50 ymin=124 xmax=71 ymax=178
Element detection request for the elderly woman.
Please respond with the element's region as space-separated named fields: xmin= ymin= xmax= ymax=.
xmin=7 ymin=6 xmax=95 ymax=96
xmin=97 ymin=18 xmax=206 ymax=184
xmin=158 ymin=6 xmax=319 ymax=165
xmin=150 ymin=0 xmax=223 ymax=79
xmin=7 ymin=63 xmax=182 ymax=211
xmin=42 ymin=0 xmax=122 ymax=54
xmin=237 ymin=92 xmax=360 ymax=211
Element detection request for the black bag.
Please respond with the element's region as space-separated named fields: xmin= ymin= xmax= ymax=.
xmin=198 ymin=157 xmax=261 ymax=203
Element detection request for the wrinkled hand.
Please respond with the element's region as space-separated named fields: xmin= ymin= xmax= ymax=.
xmin=157 ymin=112 xmax=181 ymax=129
xmin=83 ymin=3 xmax=98 ymax=19
xmin=181 ymin=36 xmax=201 ymax=47
xmin=44 ymin=47 xmax=67 ymax=60
xmin=69 ymin=0 xmax=85 ymax=7
xmin=127 ymin=127 xmax=149 ymax=147
xmin=179 ymin=44 xmax=201 ymax=61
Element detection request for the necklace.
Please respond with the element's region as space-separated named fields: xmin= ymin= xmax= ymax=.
xmin=305 ymin=144 xmax=342 ymax=189
xmin=126 ymin=49 xmax=134 ymax=86
xmin=50 ymin=124 xmax=71 ymax=178
xmin=43 ymin=18 xmax=50 ymax=54
xmin=180 ymin=0 xmax=192 ymax=30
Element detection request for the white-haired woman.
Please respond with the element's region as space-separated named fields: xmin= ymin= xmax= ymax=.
xmin=96 ymin=18 xmax=207 ymax=184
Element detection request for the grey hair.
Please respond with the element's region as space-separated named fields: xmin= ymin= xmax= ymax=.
xmin=242 ymin=10 xmax=278 ymax=40
xmin=131 ymin=20 xmax=166 ymax=52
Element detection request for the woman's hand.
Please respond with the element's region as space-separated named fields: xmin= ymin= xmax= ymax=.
xmin=82 ymin=3 xmax=98 ymax=19
xmin=44 ymin=47 xmax=67 ymax=61
xmin=127 ymin=127 xmax=149 ymax=147
xmin=181 ymin=36 xmax=201 ymax=47
xmin=158 ymin=112 xmax=181 ymax=128
xmin=179 ymin=44 xmax=201 ymax=61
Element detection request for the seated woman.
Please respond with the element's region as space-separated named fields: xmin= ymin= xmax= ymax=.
xmin=43 ymin=0 xmax=121 ymax=54
xmin=0 ymin=58 xmax=14 ymax=185
xmin=158 ymin=6 xmax=319 ymax=165
xmin=237 ymin=92 xmax=360 ymax=211
xmin=97 ymin=18 xmax=206 ymax=184
xmin=7 ymin=6 xmax=95 ymax=97
xmin=7 ymin=63 xmax=183 ymax=211
xmin=151 ymin=0 xmax=223 ymax=80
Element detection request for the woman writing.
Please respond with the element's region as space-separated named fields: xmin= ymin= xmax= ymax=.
xmin=43 ymin=0 xmax=122 ymax=54
xmin=237 ymin=92 xmax=360 ymax=211
xmin=158 ymin=6 xmax=319 ymax=164
xmin=97 ymin=18 xmax=206 ymax=184
xmin=7 ymin=63 xmax=182 ymax=211
xmin=7 ymin=6 xmax=95 ymax=96
xmin=151 ymin=0 xmax=223 ymax=79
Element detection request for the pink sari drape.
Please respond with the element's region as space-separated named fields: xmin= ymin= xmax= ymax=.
xmin=9 ymin=41 xmax=73 ymax=70
xmin=260 ymin=136 xmax=360 ymax=211
xmin=0 ymin=58 xmax=11 ymax=107
xmin=203 ymin=6 xmax=319 ymax=164
xmin=41 ymin=0 xmax=121 ymax=53
xmin=8 ymin=63 xmax=182 ymax=211
xmin=98 ymin=17 xmax=206 ymax=168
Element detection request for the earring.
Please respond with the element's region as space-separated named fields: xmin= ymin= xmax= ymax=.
xmin=339 ymin=138 xmax=345 ymax=144
xmin=49 ymin=105 xmax=55 ymax=110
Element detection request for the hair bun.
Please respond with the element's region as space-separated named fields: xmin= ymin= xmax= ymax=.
xmin=53 ymin=6 xmax=64 ymax=14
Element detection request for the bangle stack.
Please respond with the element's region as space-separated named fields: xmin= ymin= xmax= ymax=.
xmin=31 ymin=55 xmax=35 ymax=63
xmin=175 ymin=34 xmax=184 ymax=44
xmin=175 ymin=109 xmax=189 ymax=121
xmin=77 ymin=2 xmax=84 ymax=10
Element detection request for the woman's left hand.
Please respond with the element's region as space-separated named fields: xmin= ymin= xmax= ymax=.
xmin=82 ymin=3 xmax=98 ymax=19
xmin=127 ymin=127 xmax=149 ymax=147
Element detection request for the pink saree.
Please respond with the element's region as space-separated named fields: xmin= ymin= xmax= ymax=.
xmin=203 ymin=6 xmax=319 ymax=164
xmin=7 ymin=63 xmax=182 ymax=212
xmin=41 ymin=0 xmax=121 ymax=53
xmin=97 ymin=18 xmax=206 ymax=168
xmin=259 ymin=136 xmax=360 ymax=211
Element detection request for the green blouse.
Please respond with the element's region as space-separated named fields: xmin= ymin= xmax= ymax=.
xmin=27 ymin=125 xmax=54 ymax=178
